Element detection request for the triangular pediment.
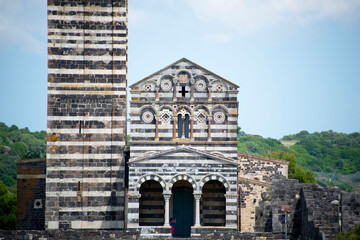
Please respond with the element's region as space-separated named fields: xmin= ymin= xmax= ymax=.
xmin=129 ymin=58 xmax=239 ymax=90
xmin=128 ymin=146 xmax=237 ymax=166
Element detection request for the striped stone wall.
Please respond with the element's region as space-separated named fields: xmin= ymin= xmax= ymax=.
xmin=46 ymin=0 xmax=127 ymax=230
xmin=129 ymin=58 xmax=239 ymax=160
xmin=127 ymin=147 xmax=238 ymax=229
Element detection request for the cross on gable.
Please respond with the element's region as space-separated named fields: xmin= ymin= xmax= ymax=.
xmin=179 ymin=86 xmax=189 ymax=97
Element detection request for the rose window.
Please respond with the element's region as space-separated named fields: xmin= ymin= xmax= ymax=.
xmin=161 ymin=79 xmax=172 ymax=91
xmin=213 ymin=112 xmax=225 ymax=124
xmin=195 ymin=80 xmax=206 ymax=92
xmin=142 ymin=111 xmax=154 ymax=123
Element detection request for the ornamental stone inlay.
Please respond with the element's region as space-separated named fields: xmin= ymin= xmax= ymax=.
xmin=195 ymin=79 xmax=206 ymax=92
xmin=142 ymin=111 xmax=154 ymax=123
xmin=161 ymin=79 xmax=172 ymax=91
xmin=214 ymin=111 xmax=225 ymax=124
xmin=144 ymin=84 xmax=152 ymax=91
xmin=196 ymin=112 xmax=207 ymax=123
xmin=160 ymin=111 xmax=172 ymax=123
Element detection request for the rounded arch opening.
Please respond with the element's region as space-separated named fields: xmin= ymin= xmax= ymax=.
xmin=201 ymin=180 xmax=226 ymax=226
xmin=171 ymin=180 xmax=194 ymax=238
xmin=139 ymin=180 xmax=164 ymax=226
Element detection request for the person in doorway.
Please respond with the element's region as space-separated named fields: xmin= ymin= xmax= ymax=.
xmin=170 ymin=217 xmax=176 ymax=237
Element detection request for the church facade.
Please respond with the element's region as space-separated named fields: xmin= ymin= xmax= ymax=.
xmin=17 ymin=0 xmax=291 ymax=236
xmin=127 ymin=58 xmax=240 ymax=237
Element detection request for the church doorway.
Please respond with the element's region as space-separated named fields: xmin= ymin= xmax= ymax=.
xmin=172 ymin=180 xmax=194 ymax=238
xmin=139 ymin=180 xmax=164 ymax=226
xmin=201 ymin=180 xmax=226 ymax=226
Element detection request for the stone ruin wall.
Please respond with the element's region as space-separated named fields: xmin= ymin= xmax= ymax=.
xmin=238 ymin=154 xmax=289 ymax=233
xmin=256 ymin=175 xmax=360 ymax=240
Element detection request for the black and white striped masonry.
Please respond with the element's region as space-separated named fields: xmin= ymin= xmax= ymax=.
xmin=46 ymin=0 xmax=128 ymax=230
xmin=128 ymin=59 xmax=239 ymax=234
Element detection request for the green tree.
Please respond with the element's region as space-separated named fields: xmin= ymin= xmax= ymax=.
xmin=335 ymin=222 xmax=360 ymax=240
xmin=263 ymin=151 xmax=316 ymax=183
xmin=0 ymin=181 xmax=16 ymax=230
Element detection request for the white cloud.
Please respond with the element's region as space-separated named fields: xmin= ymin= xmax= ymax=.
xmin=185 ymin=0 xmax=360 ymax=34
xmin=0 ymin=0 xmax=46 ymax=55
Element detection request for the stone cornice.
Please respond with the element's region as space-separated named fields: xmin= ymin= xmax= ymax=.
xmin=128 ymin=145 xmax=237 ymax=166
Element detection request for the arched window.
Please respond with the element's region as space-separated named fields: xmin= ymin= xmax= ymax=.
xmin=178 ymin=115 xmax=183 ymax=138
xmin=178 ymin=114 xmax=190 ymax=138
xmin=184 ymin=114 xmax=189 ymax=138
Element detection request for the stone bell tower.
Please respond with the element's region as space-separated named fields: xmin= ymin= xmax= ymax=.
xmin=46 ymin=0 xmax=128 ymax=229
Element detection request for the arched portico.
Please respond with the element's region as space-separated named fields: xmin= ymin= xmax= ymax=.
xmin=201 ymin=180 xmax=226 ymax=226
xmin=139 ymin=180 xmax=164 ymax=226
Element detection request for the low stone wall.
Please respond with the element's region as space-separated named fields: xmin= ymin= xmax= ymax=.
xmin=0 ymin=230 xmax=140 ymax=240
xmin=0 ymin=230 xmax=273 ymax=240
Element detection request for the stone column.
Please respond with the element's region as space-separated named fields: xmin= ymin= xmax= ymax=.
xmin=155 ymin=116 xmax=159 ymax=141
xmin=208 ymin=86 xmax=212 ymax=102
xmin=190 ymin=115 xmax=194 ymax=140
xmin=207 ymin=116 xmax=212 ymax=141
xmin=173 ymin=116 xmax=177 ymax=140
xmin=190 ymin=85 xmax=195 ymax=102
xmin=164 ymin=194 xmax=171 ymax=227
xmin=182 ymin=116 xmax=185 ymax=139
xmin=173 ymin=83 xmax=178 ymax=101
xmin=194 ymin=194 xmax=201 ymax=227
xmin=155 ymin=87 xmax=160 ymax=102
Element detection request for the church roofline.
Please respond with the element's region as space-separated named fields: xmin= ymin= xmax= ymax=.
xmin=128 ymin=145 xmax=237 ymax=165
xmin=238 ymin=152 xmax=290 ymax=165
xmin=129 ymin=57 xmax=239 ymax=89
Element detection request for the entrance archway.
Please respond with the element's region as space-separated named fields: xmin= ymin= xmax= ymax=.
xmin=172 ymin=180 xmax=194 ymax=238
xmin=139 ymin=180 xmax=164 ymax=226
xmin=201 ymin=180 xmax=226 ymax=226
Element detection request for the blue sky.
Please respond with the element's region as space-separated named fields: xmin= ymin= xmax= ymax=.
xmin=0 ymin=0 xmax=359 ymax=139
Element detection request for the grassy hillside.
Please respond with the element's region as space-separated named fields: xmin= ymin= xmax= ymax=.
xmin=238 ymin=129 xmax=360 ymax=192
xmin=0 ymin=122 xmax=46 ymax=189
